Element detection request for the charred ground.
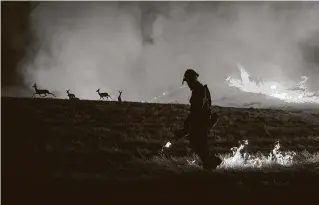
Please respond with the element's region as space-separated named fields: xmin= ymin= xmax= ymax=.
xmin=2 ymin=97 xmax=319 ymax=204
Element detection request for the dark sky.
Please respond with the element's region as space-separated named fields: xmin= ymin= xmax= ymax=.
xmin=1 ymin=2 xmax=32 ymax=87
xmin=2 ymin=1 xmax=319 ymax=105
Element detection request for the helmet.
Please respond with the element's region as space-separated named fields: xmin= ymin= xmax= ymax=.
xmin=182 ymin=69 xmax=199 ymax=85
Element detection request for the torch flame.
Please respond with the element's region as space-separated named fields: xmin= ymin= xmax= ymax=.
xmin=164 ymin=141 xmax=172 ymax=148
xmin=160 ymin=141 xmax=172 ymax=155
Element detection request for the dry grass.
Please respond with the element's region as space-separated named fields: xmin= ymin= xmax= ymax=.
xmin=2 ymin=97 xmax=319 ymax=204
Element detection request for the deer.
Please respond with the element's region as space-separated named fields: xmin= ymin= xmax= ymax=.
xmin=66 ymin=89 xmax=79 ymax=100
xmin=96 ymin=88 xmax=112 ymax=100
xmin=32 ymin=83 xmax=56 ymax=98
xmin=118 ymin=91 xmax=122 ymax=103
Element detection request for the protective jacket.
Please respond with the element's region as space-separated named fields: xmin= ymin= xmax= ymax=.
xmin=182 ymin=81 xmax=216 ymax=135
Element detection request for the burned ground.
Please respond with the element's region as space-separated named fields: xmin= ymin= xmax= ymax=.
xmin=2 ymin=97 xmax=319 ymax=204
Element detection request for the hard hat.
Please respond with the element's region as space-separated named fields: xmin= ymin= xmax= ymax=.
xmin=182 ymin=69 xmax=199 ymax=85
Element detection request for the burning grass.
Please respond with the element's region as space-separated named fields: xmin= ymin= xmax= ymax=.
xmin=218 ymin=140 xmax=297 ymax=169
xmin=160 ymin=139 xmax=319 ymax=172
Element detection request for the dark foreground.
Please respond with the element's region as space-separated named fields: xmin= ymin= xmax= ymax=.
xmin=6 ymin=173 xmax=319 ymax=204
xmin=2 ymin=97 xmax=319 ymax=204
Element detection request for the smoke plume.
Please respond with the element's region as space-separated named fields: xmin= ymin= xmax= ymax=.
xmin=15 ymin=1 xmax=319 ymax=105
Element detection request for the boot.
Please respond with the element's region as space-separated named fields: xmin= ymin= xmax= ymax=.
xmin=202 ymin=155 xmax=222 ymax=170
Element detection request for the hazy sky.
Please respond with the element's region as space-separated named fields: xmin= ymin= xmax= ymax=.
xmin=10 ymin=1 xmax=319 ymax=105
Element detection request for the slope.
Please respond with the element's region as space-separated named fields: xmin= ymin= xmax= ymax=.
xmin=2 ymin=97 xmax=319 ymax=204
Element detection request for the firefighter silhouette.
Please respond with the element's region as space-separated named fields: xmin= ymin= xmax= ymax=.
xmin=175 ymin=69 xmax=222 ymax=170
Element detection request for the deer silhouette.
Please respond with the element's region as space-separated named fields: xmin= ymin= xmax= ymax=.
xmin=96 ymin=89 xmax=112 ymax=100
xmin=32 ymin=83 xmax=56 ymax=97
xmin=118 ymin=91 xmax=122 ymax=103
xmin=66 ymin=89 xmax=79 ymax=100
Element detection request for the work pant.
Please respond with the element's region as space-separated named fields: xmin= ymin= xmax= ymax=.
xmin=188 ymin=129 xmax=214 ymax=169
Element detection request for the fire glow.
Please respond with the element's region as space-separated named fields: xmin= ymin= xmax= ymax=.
xmin=218 ymin=140 xmax=297 ymax=169
xmin=161 ymin=139 xmax=304 ymax=169
xmin=226 ymin=63 xmax=319 ymax=104
xmin=164 ymin=141 xmax=172 ymax=148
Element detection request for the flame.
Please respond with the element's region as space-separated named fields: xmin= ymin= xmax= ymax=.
xmin=226 ymin=63 xmax=319 ymax=104
xmin=218 ymin=140 xmax=296 ymax=169
xmin=164 ymin=141 xmax=172 ymax=148
xmin=181 ymin=140 xmax=298 ymax=169
xmin=158 ymin=139 xmax=318 ymax=170
xmin=160 ymin=141 xmax=172 ymax=154
xmin=162 ymin=139 xmax=297 ymax=169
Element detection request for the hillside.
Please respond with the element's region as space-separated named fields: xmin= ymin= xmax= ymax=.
xmin=2 ymin=97 xmax=319 ymax=204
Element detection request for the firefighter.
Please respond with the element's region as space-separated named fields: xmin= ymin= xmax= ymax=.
xmin=175 ymin=69 xmax=222 ymax=170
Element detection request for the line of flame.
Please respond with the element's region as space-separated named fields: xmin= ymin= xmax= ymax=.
xmin=225 ymin=63 xmax=319 ymax=104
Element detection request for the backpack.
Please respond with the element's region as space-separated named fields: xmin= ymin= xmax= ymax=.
xmin=203 ymin=84 xmax=219 ymax=129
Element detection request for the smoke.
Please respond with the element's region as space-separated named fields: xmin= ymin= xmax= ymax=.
xmin=16 ymin=1 xmax=319 ymax=104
